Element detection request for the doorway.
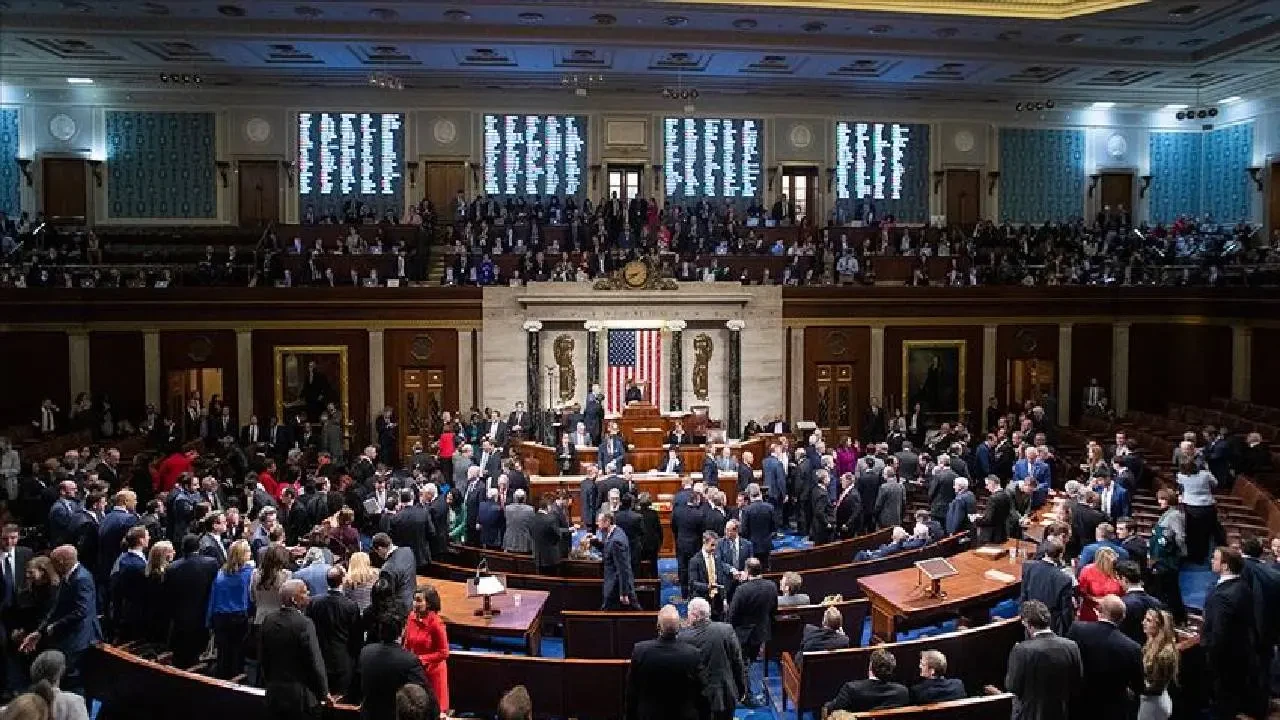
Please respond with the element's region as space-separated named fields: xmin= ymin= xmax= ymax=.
xmin=1099 ymin=172 xmax=1134 ymax=221
xmin=424 ymin=162 xmax=466 ymax=218
xmin=237 ymin=161 xmax=280 ymax=227
xmin=945 ymin=169 xmax=981 ymax=228
xmin=42 ymin=157 xmax=88 ymax=223
xmin=814 ymin=363 xmax=858 ymax=441
xmin=1005 ymin=359 xmax=1055 ymax=411
xmin=607 ymin=165 xmax=643 ymax=202
xmin=166 ymin=368 xmax=225 ymax=442
xmin=781 ymin=167 xmax=819 ymax=224
xmin=398 ymin=367 xmax=445 ymax=460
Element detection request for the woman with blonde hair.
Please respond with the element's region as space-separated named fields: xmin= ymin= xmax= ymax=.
xmin=1138 ymin=609 xmax=1179 ymax=720
xmin=143 ymin=540 xmax=175 ymax=643
xmin=207 ymin=539 xmax=254 ymax=679
xmin=1076 ymin=545 xmax=1124 ymax=621
xmin=342 ymin=551 xmax=379 ymax=611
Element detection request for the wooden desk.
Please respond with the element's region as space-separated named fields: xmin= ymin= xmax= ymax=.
xmin=857 ymin=540 xmax=1033 ymax=642
xmin=417 ymin=576 xmax=548 ymax=656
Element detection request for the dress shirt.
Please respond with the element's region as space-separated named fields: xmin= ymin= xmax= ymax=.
xmin=1 ymin=550 xmax=15 ymax=603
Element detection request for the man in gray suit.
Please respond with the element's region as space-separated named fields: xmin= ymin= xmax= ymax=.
xmin=451 ymin=444 xmax=473 ymax=489
xmin=1003 ymin=599 xmax=1082 ymax=720
xmin=502 ymin=489 xmax=536 ymax=554
xmin=894 ymin=441 xmax=920 ymax=483
xmin=320 ymin=413 xmax=344 ymax=464
xmin=873 ymin=468 xmax=906 ymax=530
xmin=927 ymin=456 xmax=957 ymax=525
xmin=678 ymin=597 xmax=746 ymax=720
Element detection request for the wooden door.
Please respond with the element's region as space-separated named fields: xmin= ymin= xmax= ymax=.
xmin=781 ymin=167 xmax=819 ymax=225
xmin=398 ymin=367 xmax=445 ymax=460
xmin=237 ymin=160 xmax=280 ymax=227
xmin=814 ymin=363 xmax=858 ymax=442
xmin=42 ymin=157 xmax=88 ymax=222
xmin=945 ymin=169 xmax=980 ymax=227
xmin=424 ymin=162 xmax=465 ymax=216
xmin=606 ymin=165 xmax=644 ymax=202
xmin=1100 ymin=172 xmax=1134 ymax=219
xmin=1006 ymin=359 xmax=1055 ymax=410
xmin=1268 ymin=160 xmax=1280 ymax=245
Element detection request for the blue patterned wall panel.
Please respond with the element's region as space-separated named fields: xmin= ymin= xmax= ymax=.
xmin=998 ymin=128 xmax=1085 ymax=224
xmin=1202 ymin=122 xmax=1253 ymax=224
xmin=833 ymin=123 xmax=930 ymax=223
xmin=106 ymin=111 xmax=215 ymax=218
xmin=1147 ymin=132 xmax=1202 ymax=225
xmin=0 ymin=109 xmax=19 ymax=218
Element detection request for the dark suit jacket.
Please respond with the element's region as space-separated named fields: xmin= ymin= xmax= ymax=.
xmin=1242 ymin=555 xmax=1280 ymax=648
xmin=688 ymin=551 xmax=732 ymax=600
xmin=799 ymin=625 xmax=850 ymax=657
xmin=346 ymin=641 xmax=430 ymax=720
xmin=826 ymin=678 xmax=910 ymax=714
xmin=166 ymin=553 xmax=219 ymax=634
xmin=259 ymin=607 xmax=328 ymax=714
xmin=1019 ymin=559 xmax=1076 ymax=636
xmin=1201 ymin=575 xmax=1259 ymax=679
xmin=739 ymin=501 xmax=775 ymax=553
xmin=1067 ymin=502 xmax=1106 ymax=560
xmin=378 ymin=546 xmax=417 ymax=612
xmin=389 ymin=505 xmax=433 ymax=571
xmin=1 ymin=546 xmax=34 ymax=615
xmin=726 ymin=577 xmax=777 ymax=649
xmin=975 ymin=488 xmax=1012 ymax=544
xmin=910 ymin=677 xmax=967 ymax=704
xmin=1119 ymin=589 xmax=1164 ymax=645
xmin=601 ymin=527 xmax=637 ymax=606
xmin=1065 ymin=620 xmax=1143 ymax=720
xmin=715 ymin=536 xmax=753 ymax=572
xmin=306 ymin=589 xmax=362 ymax=694
xmin=529 ymin=511 xmax=567 ymax=569
xmin=1005 ymin=632 xmax=1082 ymax=720
xmin=39 ymin=563 xmax=102 ymax=655
xmin=614 ymin=509 xmax=646 ymax=562
xmin=677 ymin=619 xmax=745 ymax=713
xmin=626 ymin=636 xmax=706 ymax=720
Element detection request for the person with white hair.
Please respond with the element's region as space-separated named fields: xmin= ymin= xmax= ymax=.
xmin=477 ymin=486 xmax=505 ymax=549
xmin=946 ymin=476 xmax=976 ymax=535
xmin=502 ymin=488 xmax=536 ymax=554
xmin=258 ymin=578 xmax=328 ymax=718
xmin=677 ymin=597 xmax=746 ymax=720
xmin=27 ymin=649 xmax=89 ymax=720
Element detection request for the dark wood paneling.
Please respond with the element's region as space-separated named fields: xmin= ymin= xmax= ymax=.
xmin=0 ymin=332 xmax=69 ymax=427
xmin=1252 ymin=327 xmax=1280 ymax=410
xmin=884 ymin=325 xmax=984 ymax=423
xmin=89 ymin=331 xmax=145 ymax=422
xmin=1099 ymin=172 xmax=1134 ymax=216
xmin=383 ymin=329 xmax=459 ymax=414
xmin=1070 ymin=324 xmax=1113 ymax=425
xmin=803 ymin=326 xmax=872 ymax=437
xmin=1128 ymin=324 xmax=1232 ymax=413
xmin=41 ymin=157 xmax=88 ymax=221
xmin=995 ymin=324 xmax=1059 ymax=408
xmin=945 ymin=169 xmax=981 ymax=226
xmin=251 ymin=329 xmax=370 ymax=446
xmin=237 ymin=160 xmax=280 ymax=227
xmin=159 ymin=330 xmax=239 ymax=415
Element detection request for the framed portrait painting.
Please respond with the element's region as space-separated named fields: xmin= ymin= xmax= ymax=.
xmin=901 ymin=340 xmax=966 ymax=419
xmin=274 ymin=345 xmax=349 ymax=425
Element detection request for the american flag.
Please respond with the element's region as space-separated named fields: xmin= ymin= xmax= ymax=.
xmin=607 ymin=328 xmax=661 ymax=412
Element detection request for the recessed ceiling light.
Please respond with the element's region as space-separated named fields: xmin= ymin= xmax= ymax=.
xmin=1163 ymin=103 xmax=1189 ymax=110
xmin=590 ymin=13 xmax=616 ymax=25
xmin=934 ymin=27 xmax=959 ymax=38
xmin=1091 ymin=101 xmax=1116 ymax=108
xmin=996 ymin=30 xmax=1022 ymax=41
xmin=1117 ymin=35 xmax=1144 ymax=45
xmin=443 ymin=8 xmax=471 ymax=22
xmin=1168 ymin=4 xmax=1201 ymax=17
xmin=216 ymin=4 xmax=245 ymax=16
xmin=518 ymin=12 xmax=543 ymax=24
xmin=732 ymin=18 xmax=757 ymax=30
xmin=66 ymin=77 xmax=93 ymax=84
xmin=867 ymin=24 xmax=892 ymax=34
xmin=1179 ymin=38 xmax=1207 ymax=47
xmin=663 ymin=15 xmax=688 ymax=27
xmin=294 ymin=5 xmax=321 ymax=18
xmin=139 ymin=2 xmax=169 ymax=14
xmin=1218 ymin=96 xmax=1242 ymax=104
xmin=1056 ymin=33 xmax=1085 ymax=44
xmin=369 ymin=7 xmax=397 ymax=20
xmin=802 ymin=21 xmax=826 ymax=32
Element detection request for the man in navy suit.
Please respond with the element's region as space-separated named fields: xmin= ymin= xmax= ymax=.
xmin=700 ymin=447 xmax=719 ymax=488
xmin=46 ymin=481 xmax=84 ymax=549
xmin=715 ymin=520 xmax=753 ymax=574
xmin=688 ymin=532 xmax=734 ymax=619
xmin=598 ymin=422 xmax=627 ymax=471
xmin=596 ymin=511 xmax=638 ymax=609
xmin=1019 ymin=538 xmax=1076 ymax=636
xmin=20 ymin=545 xmax=102 ymax=693
xmin=97 ymin=489 xmax=140 ymax=598
xmin=739 ymin=484 xmax=776 ymax=568
xmin=1202 ymin=546 xmax=1265 ymax=720
xmin=108 ymin=525 xmax=150 ymax=641
xmin=1240 ymin=537 xmax=1280 ymax=707
xmin=1092 ymin=472 xmax=1130 ymax=521
xmin=909 ymin=650 xmax=967 ymax=704
xmin=762 ymin=445 xmax=787 ymax=525
xmin=1116 ymin=561 xmax=1163 ymax=645
xmin=166 ymin=533 xmax=219 ymax=668
xmin=1065 ymin=595 xmax=1144 ymax=720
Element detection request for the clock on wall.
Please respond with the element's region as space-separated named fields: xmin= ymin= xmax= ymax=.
xmin=953 ymin=129 xmax=975 ymax=153
xmin=433 ymin=118 xmax=457 ymax=145
xmin=789 ymin=123 xmax=813 ymax=150
xmin=245 ymin=117 xmax=272 ymax=144
xmin=1106 ymin=133 xmax=1128 ymax=159
xmin=48 ymin=113 xmax=77 ymax=142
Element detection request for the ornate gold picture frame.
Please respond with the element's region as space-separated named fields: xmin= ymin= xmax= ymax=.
xmin=274 ymin=345 xmax=350 ymax=426
xmin=901 ymin=340 xmax=966 ymax=418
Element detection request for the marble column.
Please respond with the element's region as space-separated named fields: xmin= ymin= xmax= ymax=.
xmin=1057 ymin=323 xmax=1072 ymax=428
xmin=585 ymin=322 xmax=602 ymax=390
xmin=67 ymin=330 xmax=90 ymax=402
xmin=868 ymin=326 xmax=885 ymax=406
xmin=727 ymin=320 xmax=744 ymax=437
xmin=368 ymin=330 xmax=385 ymax=423
xmin=1232 ymin=324 xmax=1252 ymax=402
xmin=457 ymin=329 xmax=473 ymax=414
xmin=982 ymin=324 xmax=998 ymax=410
xmin=235 ymin=330 xmax=253 ymax=426
xmin=524 ymin=321 xmax=543 ymax=442
xmin=1112 ymin=322 xmax=1130 ymax=416
xmin=667 ymin=320 xmax=686 ymax=412
xmin=143 ymin=330 xmax=161 ymax=409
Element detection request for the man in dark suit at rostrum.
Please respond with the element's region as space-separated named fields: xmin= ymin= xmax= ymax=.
xmin=531 ymin=495 xmax=573 ymax=575
xmin=824 ymin=647 xmax=909 ymax=714
xmin=739 ymin=484 xmax=776 ymax=569
xmin=678 ymin=597 xmax=746 ymax=720
xmin=855 ymin=458 xmax=883 ymax=531
xmin=259 ymin=579 xmax=329 ymax=720
xmin=370 ymin=532 xmax=416 ymax=613
xmin=701 ymin=447 xmax=719 ymax=489
xmin=689 ymin=531 xmax=734 ymax=619
xmin=596 ymin=511 xmax=639 ymax=609
xmin=1019 ymin=539 xmax=1076 ymax=636
xmin=974 ymin=474 xmax=1012 ymax=545
xmin=1003 ymin=599 xmax=1083 ymax=720
xmin=346 ymin=609 xmax=432 ymax=720
xmin=19 ymin=545 xmax=102 ymax=693
xmin=306 ymin=567 xmax=362 ymax=698
xmin=1202 ymin=545 xmax=1265 ymax=720
xmin=389 ymin=488 xmax=434 ymax=574
xmin=626 ymin=604 xmax=706 ymax=720
xmin=727 ymin=557 xmax=776 ymax=707
xmin=909 ymin=650 xmax=966 ymax=705
xmin=1066 ymin=595 xmax=1143 ymax=720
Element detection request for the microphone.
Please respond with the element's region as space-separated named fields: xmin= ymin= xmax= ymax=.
xmin=475 ymin=557 xmax=488 ymax=582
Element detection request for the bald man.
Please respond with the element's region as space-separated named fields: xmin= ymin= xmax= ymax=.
xmin=260 ymin=579 xmax=329 ymax=719
xmin=626 ymin=605 xmax=705 ymax=720
xmin=20 ymin=545 xmax=101 ymax=693
xmin=1065 ymin=594 xmax=1143 ymax=720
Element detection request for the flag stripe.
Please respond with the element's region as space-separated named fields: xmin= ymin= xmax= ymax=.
xmin=606 ymin=328 xmax=661 ymax=411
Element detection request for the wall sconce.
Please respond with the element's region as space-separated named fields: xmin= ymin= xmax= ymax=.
xmin=15 ymin=158 xmax=33 ymax=186
xmin=1139 ymin=175 xmax=1153 ymax=198
xmin=589 ymin=163 xmax=601 ymax=192
xmin=467 ymin=161 xmax=480 ymax=187
xmin=651 ymin=164 xmax=662 ymax=191
xmin=826 ymin=167 xmax=837 ymax=193
xmin=281 ymin=160 xmax=295 ymax=188
xmin=767 ymin=166 xmax=780 ymax=191
xmin=215 ymin=160 xmax=231 ymax=188
xmin=1086 ymin=174 xmax=1100 ymax=199
xmin=87 ymin=159 xmax=104 ymax=187
xmin=932 ymin=171 xmax=945 ymax=194
xmin=1246 ymin=166 xmax=1263 ymax=192
xmin=986 ymin=171 xmax=1001 ymax=196
xmin=404 ymin=161 xmax=419 ymax=187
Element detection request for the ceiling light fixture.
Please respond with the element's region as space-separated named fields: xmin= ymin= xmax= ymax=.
xmin=1091 ymin=101 xmax=1116 ymax=108
xmin=66 ymin=77 xmax=94 ymax=84
xmin=1163 ymin=103 xmax=1189 ymax=110
xmin=1218 ymin=96 xmax=1242 ymax=105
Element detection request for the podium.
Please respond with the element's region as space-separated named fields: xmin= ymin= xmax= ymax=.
xmin=613 ymin=403 xmax=669 ymax=472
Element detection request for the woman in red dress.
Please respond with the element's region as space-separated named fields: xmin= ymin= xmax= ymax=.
xmin=403 ymin=585 xmax=450 ymax=715
xmin=1077 ymin=545 xmax=1124 ymax=621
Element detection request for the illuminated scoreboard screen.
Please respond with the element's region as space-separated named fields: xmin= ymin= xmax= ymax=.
xmin=663 ymin=117 xmax=762 ymax=200
xmin=297 ymin=111 xmax=404 ymax=219
xmin=482 ymin=114 xmax=587 ymax=197
xmin=833 ymin=121 xmax=929 ymax=222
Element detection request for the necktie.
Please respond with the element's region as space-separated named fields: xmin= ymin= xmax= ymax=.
xmin=733 ymin=540 xmax=739 ymax=567
xmin=706 ymin=553 xmax=716 ymax=590
xmin=2 ymin=553 xmax=13 ymax=604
